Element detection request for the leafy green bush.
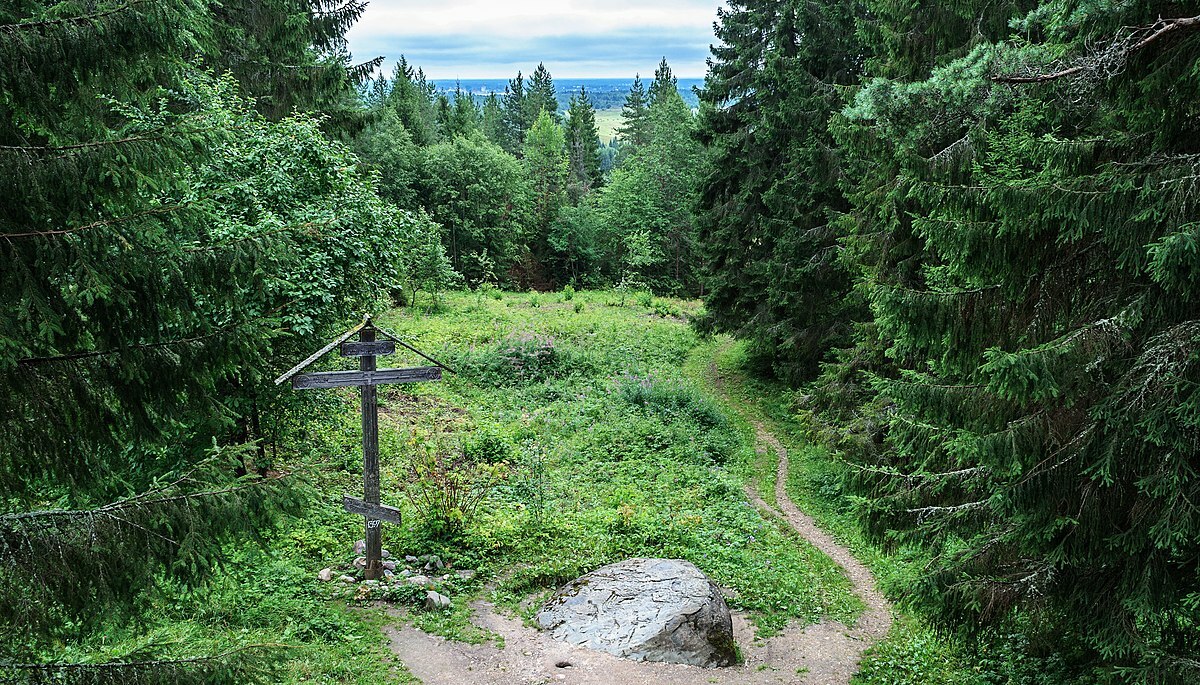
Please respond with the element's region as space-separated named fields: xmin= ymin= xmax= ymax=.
xmin=618 ymin=374 xmax=729 ymax=431
xmin=561 ymin=285 xmax=575 ymax=301
xmin=651 ymin=298 xmax=682 ymax=318
xmin=403 ymin=435 xmax=510 ymax=538
xmin=458 ymin=333 xmax=587 ymax=386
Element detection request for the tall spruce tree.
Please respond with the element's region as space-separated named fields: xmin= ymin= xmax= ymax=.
xmin=615 ymin=74 xmax=651 ymax=151
xmin=385 ymin=56 xmax=439 ymax=145
xmin=696 ymin=0 xmax=863 ymax=381
xmin=210 ymin=0 xmax=382 ymax=131
xmin=442 ymin=81 xmax=479 ymax=139
xmin=647 ymin=57 xmax=678 ymax=107
xmin=0 ymin=2 xmax=415 ymax=679
xmin=833 ymin=3 xmax=1200 ymax=679
xmin=480 ymin=92 xmax=505 ymax=146
xmin=565 ymin=87 xmax=602 ymax=201
xmin=522 ymin=110 xmax=569 ymax=285
xmin=525 ymin=62 xmax=560 ymax=125
xmin=499 ymin=71 xmax=526 ymax=153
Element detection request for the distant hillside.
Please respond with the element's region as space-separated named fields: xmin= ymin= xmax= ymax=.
xmin=432 ymin=77 xmax=703 ymax=112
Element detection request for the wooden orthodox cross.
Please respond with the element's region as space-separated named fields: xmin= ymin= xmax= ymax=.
xmin=275 ymin=315 xmax=447 ymax=579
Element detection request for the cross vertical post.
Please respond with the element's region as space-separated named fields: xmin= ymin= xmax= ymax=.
xmin=360 ymin=325 xmax=383 ymax=580
xmin=275 ymin=314 xmax=447 ymax=580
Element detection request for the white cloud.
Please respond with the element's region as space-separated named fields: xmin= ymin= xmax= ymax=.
xmin=346 ymin=0 xmax=723 ymax=78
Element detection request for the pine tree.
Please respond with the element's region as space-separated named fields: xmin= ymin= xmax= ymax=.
xmin=480 ymin=92 xmax=505 ymax=146
xmin=525 ymin=62 xmax=560 ymax=126
xmin=647 ymin=57 xmax=678 ymax=107
xmin=500 ymin=71 xmax=526 ymax=153
xmin=522 ymin=110 xmax=569 ymax=284
xmin=695 ymin=0 xmax=862 ymax=381
xmin=615 ymin=74 xmax=651 ymax=151
xmin=565 ymin=87 xmax=602 ymax=201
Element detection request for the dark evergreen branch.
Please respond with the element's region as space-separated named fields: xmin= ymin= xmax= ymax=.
xmin=0 ymin=133 xmax=162 ymax=153
xmin=0 ymin=0 xmax=150 ymax=31
xmin=15 ymin=299 xmax=298 ymax=367
xmin=1 ymin=475 xmax=287 ymax=525
xmin=2 ymin=204 xmax=187 ymax=240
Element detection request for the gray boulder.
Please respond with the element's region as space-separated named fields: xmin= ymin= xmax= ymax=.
xmin=535 ymin=558 xmax=736 ymax=667
xmin=424 ymin=590 xmax=452 ymax=610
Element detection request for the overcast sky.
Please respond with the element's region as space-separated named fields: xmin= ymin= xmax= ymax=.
xmin=345 ymin=1 xmax=723 ymax=79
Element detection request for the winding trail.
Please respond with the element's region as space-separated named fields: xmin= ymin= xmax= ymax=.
xmin=382 ymin=348 xmax=891 ymax=684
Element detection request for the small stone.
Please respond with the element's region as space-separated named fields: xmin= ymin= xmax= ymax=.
xmin=455 ymin=569 xmax=477 ymax=581
xmin=338 ymin=574 xmax=356 ymax=583
xmin=406 ymin=575 xmax=431 ymax=587
xmin=354 ymin=539 xmax=366 ymax=555
xmin=401 ymin=569 xmax=413 ymax=577
xmin=384 ymin=570 xmax=395 ymax=580
xmin=365 ymin=580 xmax=379 ymax=586
xmin=424 ymin=591 xmax=452 ymax=610
xmin=382 ymin=561 xmax=397 ymax=571
xmin=381 ymin=549 xmax=391 ymax=559
xmin=318 ymin=567 xmax=334 ymax=582
xmin=405 ymin=555 xmax=419 ymax=563
xmin=353 ymin=556 xmax=367 ymax=569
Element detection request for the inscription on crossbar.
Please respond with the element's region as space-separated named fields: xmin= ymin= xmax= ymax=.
xmin=343 ymin=495 xmax=402 ymax=525
xmin=341 ymin=340 xmax=396 ymax=357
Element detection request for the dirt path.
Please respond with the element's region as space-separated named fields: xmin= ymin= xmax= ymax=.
xmin=382 ymin=351 xmax=891 ymax=685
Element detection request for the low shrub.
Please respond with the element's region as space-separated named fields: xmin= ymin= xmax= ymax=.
xmin=618 ymin=374 xmax=730 ymax=431
xmin=458 ymin=333 xmax=588 ymax=386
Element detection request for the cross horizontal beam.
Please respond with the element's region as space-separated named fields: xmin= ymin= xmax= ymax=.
xmin=342 ymin=496 xmax=402 ymax=525
xmin=291 ymin=366 xmax=442 ymax=390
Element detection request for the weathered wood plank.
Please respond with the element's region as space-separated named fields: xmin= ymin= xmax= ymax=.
xmin=359 ymin=327 xmax=383 ymax=579
xmin=342 ymin=496 xmax=401 ymax=525
xmin=291 ymin=366 xmax=442 ymax=389
xmin=340 ymin=340 xmax=396 ymax=357
xmin=273 ymin=318 xmax=368 ymax=385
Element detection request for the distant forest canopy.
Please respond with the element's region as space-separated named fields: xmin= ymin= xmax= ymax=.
xmin=430 ymin=78 xmax=705 ymax=111
xmin=358 ymin=55 xmax=705 ymax=294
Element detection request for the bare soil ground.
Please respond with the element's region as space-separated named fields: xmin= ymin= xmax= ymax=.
xmin=383 ymin=361 xmax=892 ymax=684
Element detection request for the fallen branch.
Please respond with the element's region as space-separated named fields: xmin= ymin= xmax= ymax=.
xmin=992 ymin=15 xmax=1200 ymax=84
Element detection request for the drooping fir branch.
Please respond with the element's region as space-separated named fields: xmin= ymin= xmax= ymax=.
xmin=0 ymin=132 xmax=163 ymax=153
xmin=992 ymin=15 xmax=1200 ymax=84
xmin=0 ymin=0 xmax=151 ymax=31
xmin=15 ymin=298 xmax=298 ymax=366
xmin=0 ymin=448 xmax=306 ymax=634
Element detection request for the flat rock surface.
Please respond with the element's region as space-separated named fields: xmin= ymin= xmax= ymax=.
xmin=535 ymin=558 xmax=736 ymax=667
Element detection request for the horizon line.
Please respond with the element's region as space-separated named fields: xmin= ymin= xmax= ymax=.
xmin=425 ymin=75 xmax=707 ymax=80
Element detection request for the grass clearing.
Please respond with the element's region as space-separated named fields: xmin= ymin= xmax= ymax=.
xmin=84 ymin=290 xmax=867 ymax=682
xmin=595 ymin=107 xmax=623 ymax=143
